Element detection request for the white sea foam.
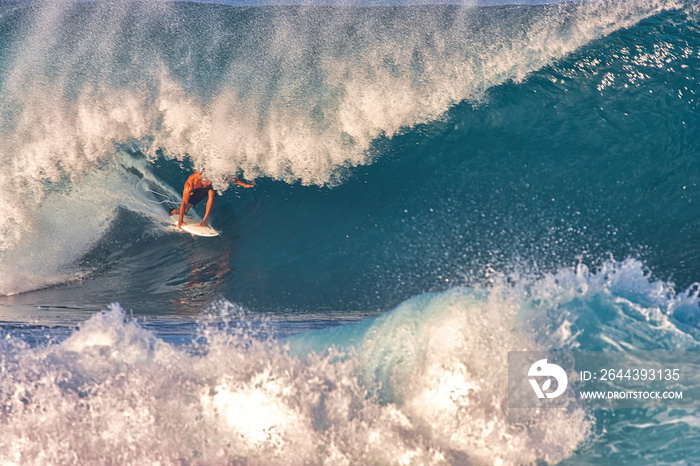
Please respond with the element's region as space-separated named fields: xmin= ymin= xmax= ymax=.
xmin=0 ymin=295 xmax=586 ymax=465
xmin=3 ymin=259 xmax=698 ymax=464
xmin=522 ymin=258 xmax=700 ymax=350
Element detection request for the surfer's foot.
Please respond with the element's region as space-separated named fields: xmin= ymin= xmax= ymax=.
xmin=171 ymin=208 xmax=180 ymax=215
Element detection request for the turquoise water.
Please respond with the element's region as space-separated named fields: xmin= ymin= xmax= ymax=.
xmin=0 ymin=0 xmax=699 ymax=463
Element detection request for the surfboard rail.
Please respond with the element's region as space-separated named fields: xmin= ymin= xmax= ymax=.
xmin=169 ymin=214 xmax=219 ymax=237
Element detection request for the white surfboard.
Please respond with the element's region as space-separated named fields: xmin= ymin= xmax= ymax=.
xmin=170 ymin=214 xmax=219 ymax=237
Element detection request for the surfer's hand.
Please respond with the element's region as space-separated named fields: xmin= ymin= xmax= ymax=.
xmin=198 ymin=220 xmax=207 ymax=227
xmin=229 ymin=177 xmax=255 ymax=188
xmin=177 ymin=220 xmax=184 ymax=228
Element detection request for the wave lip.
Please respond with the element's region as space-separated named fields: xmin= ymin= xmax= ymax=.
xmin=0 ymin=0 xmax=684 ymax=249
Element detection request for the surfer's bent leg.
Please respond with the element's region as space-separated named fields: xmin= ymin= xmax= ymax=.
xmin=199 ymin=190 xmax=216 ymax=226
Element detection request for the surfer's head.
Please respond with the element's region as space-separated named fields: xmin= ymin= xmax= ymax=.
xmin=196 ymin=170 xmax=211 ymax=186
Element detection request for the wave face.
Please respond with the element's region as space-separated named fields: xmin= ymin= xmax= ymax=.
xmin=0 ymin=0 xmax=693 ymax=298
xmin=1 ymin=0 xmax=700 ymax=463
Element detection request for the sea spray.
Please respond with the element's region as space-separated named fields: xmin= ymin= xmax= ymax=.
xmin=0 ymin=0 xmax=682 ymax=252
xmin=0 ymin=151 xmax=176 ymax=296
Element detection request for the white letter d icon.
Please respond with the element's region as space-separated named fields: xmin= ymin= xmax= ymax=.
xmin=528 ymin=359 xmax=568 ymax=399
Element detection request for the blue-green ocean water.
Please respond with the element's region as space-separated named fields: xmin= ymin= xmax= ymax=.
xmin=0 ymin=0 xmax=699 ymax=463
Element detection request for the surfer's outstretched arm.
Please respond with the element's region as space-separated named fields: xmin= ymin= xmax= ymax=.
xmin=226 ymin=175 xmax=255 ymax=188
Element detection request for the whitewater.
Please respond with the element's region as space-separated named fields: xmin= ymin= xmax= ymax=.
xmin=1 ymin=0 xmax=699 ymax=464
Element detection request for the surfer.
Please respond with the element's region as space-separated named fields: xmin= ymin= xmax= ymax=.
xmin=172 ymin=171 xmax=255 ymax=228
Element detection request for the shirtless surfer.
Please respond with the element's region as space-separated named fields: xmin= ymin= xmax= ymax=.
xmin=172 ymin=171 xmax=255 ymax=228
